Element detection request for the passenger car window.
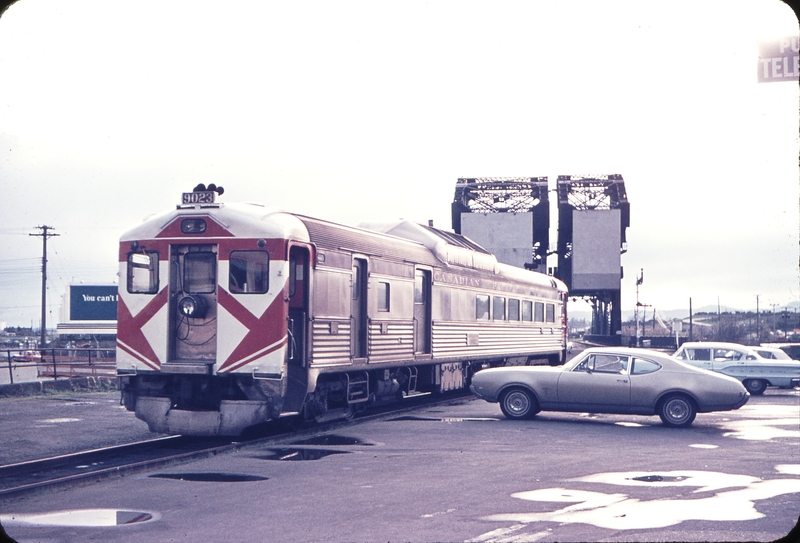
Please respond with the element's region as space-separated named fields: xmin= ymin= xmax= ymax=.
xmin=377 ymin=282 xmax=390 ymax=311
xmin=289 ymin=255 xmax=304 ymax=298
xmin=631 ymin=357 xmax=662 ymax=375
xmin=476 ymin=295 xmax=490 ymax=320
xmin=534 ymin=302 xmax=544 ymax=322
xmin=508 ymin=299 xmax=520 ymax=321
xmin=522 ymin=300 xmax=532 ymax=321
xmin=493 ymin=297 xmax=506 ymax=320
xmin=414 ymin=272 xmax=425 ymax=304
xmin=229 ymin=251 xmax=269 ymax=294
xmin=352 ymin=265 xmax=361 ymax=300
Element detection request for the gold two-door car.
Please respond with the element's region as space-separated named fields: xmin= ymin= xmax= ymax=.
xmin=470 ymin=347 xmax=750 ymax=427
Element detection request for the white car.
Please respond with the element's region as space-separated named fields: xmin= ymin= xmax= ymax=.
xmin=673 ymin=341 xmax=800 ymax=395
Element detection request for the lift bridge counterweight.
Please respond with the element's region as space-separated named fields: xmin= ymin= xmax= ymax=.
xmin=556 ymin=174 xmax=630 ymax=341
xmin=451 ymin=177 xmax=550 ymax=271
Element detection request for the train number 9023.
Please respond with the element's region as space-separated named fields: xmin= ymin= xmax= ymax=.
xmin=182 ymin=191 xmax=216 ymax=205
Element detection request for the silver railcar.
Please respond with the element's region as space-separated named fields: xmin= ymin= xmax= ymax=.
xmin=117 ymin=187 xmax=568 ymax=435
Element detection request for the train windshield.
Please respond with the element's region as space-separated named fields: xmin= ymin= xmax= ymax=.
xmin=128 ymin=251 xmax=159 ymax=293
xmin=183 ymin=252 xmax=216 ymax=293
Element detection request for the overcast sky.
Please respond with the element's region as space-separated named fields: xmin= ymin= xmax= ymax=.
xmin=0 ymin=0 xmax=797 ymax=328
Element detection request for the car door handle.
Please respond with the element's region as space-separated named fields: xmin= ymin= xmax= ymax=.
xmin=617 ymin=379 xmax=628 ymax=383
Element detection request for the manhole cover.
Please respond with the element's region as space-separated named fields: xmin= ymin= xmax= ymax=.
xmin=149 ymin=472 xmax=268 ymax=482
xmin=290 ymin=434 xmax=372 ymax=446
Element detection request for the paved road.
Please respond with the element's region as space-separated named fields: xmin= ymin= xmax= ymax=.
xmin=1 ymin=386 xmax=798 ymax=542
xmin=0 ymin=391 xmax=154 ymax=466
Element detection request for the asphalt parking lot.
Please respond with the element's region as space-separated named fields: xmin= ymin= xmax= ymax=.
xmin=1 ymin=387 xmax=798 ymax=543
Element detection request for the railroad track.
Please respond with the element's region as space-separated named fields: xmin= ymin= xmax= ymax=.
xmin=0 ymin=391 xmax=470 ymax=500
xmin=0 ymin=434 xmax=243 ymax=500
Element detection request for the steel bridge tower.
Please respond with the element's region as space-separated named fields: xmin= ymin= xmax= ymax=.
xmin=451 ymin=177 xmax=550 ymax=271
xmin=556 ymin=174 xmax=630 ymax=341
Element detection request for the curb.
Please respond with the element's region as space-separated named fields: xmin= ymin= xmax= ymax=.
xmin=0 ymin=376 xmax=119 ymax=398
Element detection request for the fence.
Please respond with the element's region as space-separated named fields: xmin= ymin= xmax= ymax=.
xmin=3 ymin=348 xmax=116 ymax=385
xmin=579 ymin=335 xmax=683 ymax=351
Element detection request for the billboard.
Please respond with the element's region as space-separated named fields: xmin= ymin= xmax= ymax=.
xmin=69 ymin=285 xmax=118 ymax=321
xmin=571 ymin=209 xmax=621 ymax=290
xmin=758 ymin=36 xmax=799 ymax=83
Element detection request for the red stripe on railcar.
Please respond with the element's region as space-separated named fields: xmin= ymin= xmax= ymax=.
xmin=217 ymin=288 xmax=288 ymax=372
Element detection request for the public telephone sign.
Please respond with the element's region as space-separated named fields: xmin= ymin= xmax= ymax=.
xmin=758 ymin=36 xmax=799 ymax=82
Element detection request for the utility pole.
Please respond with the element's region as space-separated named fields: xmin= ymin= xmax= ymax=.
xmin=635 ymin=268 xmax=643 ymax=347
xmin=29 ymin=225 xmax=59 ymax=349
xmin=756 ymin=295 xmax=760 ymax=345
xmin=771 ymin=303 xmax=778 ymax=338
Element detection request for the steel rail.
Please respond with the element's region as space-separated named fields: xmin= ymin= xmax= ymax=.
xmin=0 ymin=434 xmax=237 ymax=500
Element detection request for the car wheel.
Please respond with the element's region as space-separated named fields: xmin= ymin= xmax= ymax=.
xmin=500 ymin=388 xmax=539 ymax=420
xmin=658 ymin=394 xmax=696 ymax=428
xmin=743 ymin=379 xmax=767 ymax=395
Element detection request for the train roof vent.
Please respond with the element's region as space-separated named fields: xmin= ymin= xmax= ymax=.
xmin=358 ymin=220 xmax=497 ymax=272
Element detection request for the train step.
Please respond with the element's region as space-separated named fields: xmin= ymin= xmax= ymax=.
xmin=346 ymin=372 xmax=370 ymax=404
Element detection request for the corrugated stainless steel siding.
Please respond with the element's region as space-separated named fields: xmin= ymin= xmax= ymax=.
xmin=311 ymin=320 xmax=352 ymax=365
xmin=368 ymin=321 xmax=414 ymax=362
xmin=431 ymin=321 xmax=563 ymax=358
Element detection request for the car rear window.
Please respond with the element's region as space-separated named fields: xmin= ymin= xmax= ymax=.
xmin=632 ymin=357 xmax=661 ymax=375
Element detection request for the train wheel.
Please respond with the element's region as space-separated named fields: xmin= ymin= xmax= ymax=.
xmin=658 ymin=394 xmax=696 ymax=427
xmin=499 ymin=388 xmax=540 ymax=420
xmin=743 ymin=379 xmax=767 ymax=395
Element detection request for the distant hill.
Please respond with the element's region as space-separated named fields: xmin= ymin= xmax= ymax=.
xmin=570 ymin=301 xmax=800 ymax=323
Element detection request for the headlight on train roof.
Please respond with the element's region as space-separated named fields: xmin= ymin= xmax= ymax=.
xmin=178 ymin=295 xmax=208 ymax=318
xmin=181 ymin=218 xmax=207 ymax=234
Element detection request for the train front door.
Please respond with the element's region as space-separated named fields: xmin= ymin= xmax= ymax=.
xmin=414 ymin=269 xmax=431 ymax=354
xmin=168 ymin=244 xmax=218 ymax=366
xmin=351 ymin=258 xmax=368 ymax=360
xmin=283 ymin=245 xmax=310 ymax=414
